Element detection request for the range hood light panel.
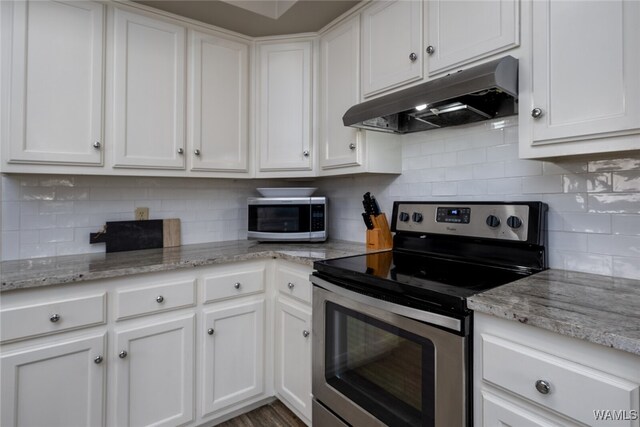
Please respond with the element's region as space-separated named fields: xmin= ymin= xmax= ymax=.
xmin=415 ymin=104 xmax=428 ymax=111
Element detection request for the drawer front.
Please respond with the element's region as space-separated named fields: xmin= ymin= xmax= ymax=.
xmin=115 ymin=279 xmax=196 ymax=320
xmin=482 ymin=334 xmax=640 ymax=426
xmin=203 ymin=267 xmax=265 ymax=303
xmin=276 ymin=265 xmax=312 ymax=304
xmin=0 ymin=294 xmax=106 ymax=343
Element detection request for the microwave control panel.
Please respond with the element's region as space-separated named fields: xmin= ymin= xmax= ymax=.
xmin=311 ymin=204 xmax=325 ymax=231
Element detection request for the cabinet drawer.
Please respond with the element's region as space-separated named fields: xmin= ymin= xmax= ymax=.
xmin=276 ymin=265 xmax=312 ymax=304
xmin=482 ymin=334 xmax=640 ymax=426
xmin=115 ymin=279 xmax=196 ymax=320
xmin=0 ymin=294 xmax=106 ymax=342
xmin=203 ymin=267 xmax=265 ymax=303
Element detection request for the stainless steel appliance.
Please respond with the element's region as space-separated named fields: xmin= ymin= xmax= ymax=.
xmin=311 ymin=201 xmax=548 ymax=426
xmin=247 ymin=196 xmax=327 ymax=242
xmin=342 ymin=56 xmax=518 ymax=134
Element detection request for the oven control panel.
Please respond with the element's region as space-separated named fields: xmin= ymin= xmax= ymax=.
xmin=394 ymin=203 xmax=530 ymax=242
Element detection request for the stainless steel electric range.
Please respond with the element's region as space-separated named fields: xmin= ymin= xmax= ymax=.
xmin=311 ymin=201 xmax=548 ymax=427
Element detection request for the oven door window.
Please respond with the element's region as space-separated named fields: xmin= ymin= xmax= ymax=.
xmin=248 ymin=205 xmax=310 ymax=233
xmin=325 ymin=302 xmax=435 ymax=427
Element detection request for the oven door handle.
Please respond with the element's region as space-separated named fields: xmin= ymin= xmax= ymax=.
xmin=311 ymin=276 xmax=462 ymax=332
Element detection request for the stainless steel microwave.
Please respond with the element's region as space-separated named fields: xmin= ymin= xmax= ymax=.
xmin=247 ymin=197 xmax=327 ymax=242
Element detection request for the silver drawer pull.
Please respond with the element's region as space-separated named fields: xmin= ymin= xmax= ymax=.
xmin=207 ymin=328 xmax=214 ymax=335
xmin=49 ymin=314 xmax=61 ymax=323
xmin=302 ymin=330 xmax=310 ymax=338
xmin=156 ymin=295 xmax=164 ymax=303
xmin=234 ymin=282 xmax=241 ymax=290
xmin=287 ymin=282 xmax=295 ymax=290
xmin=119 ymin=350 xmax=128 ymax=359
xmin=535 ymin=379 xmax=551 ymax=394
xmin=94 ymin=355 xmax=103 ymax=364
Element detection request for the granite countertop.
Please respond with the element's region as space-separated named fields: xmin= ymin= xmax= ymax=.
xmin=0 ymin=239 xmax=370 ymax=292
xmin=468 ymin=269 xmax=640 ymax=356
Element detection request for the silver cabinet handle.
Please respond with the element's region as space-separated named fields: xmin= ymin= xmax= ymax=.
xmin=119 ymin=350 xmax=128 ymax=359
xmin=207 ymin=328 xmax=214 ymax=335
xmin=177 ymin=148 xmax=184 ymax=154
xmin=303 ymin=150 xmax=309 ymax=157
xmin=156 ymin=295 xmax=164 ymax=303
xmin=531 ymin=108 xmax=543 ymax=119
xmin=49 ymin=314 xmax=60 ymax=323
xmin=302 ymin=330 xmax=310 ymax=338
xmin=535 ymin=379 xmax=551 ymax=394
xmin=426 ymin=45 xmax=435 ymax=55
xmin=349 ymin=143 xmax=356 ymax=150
xmin=287 ymin=282 xmax=295 ymax=290
xmin=94 ymin=355 xmax=103 ymax=364
xmin=93 ymin=141 xmax=101 ymax=149
xmin=194 ymin=149 xmax=201 ymax=156
xmin=409 ymin=52 xmax=417 ymax=61
xmin=234 ymin=282 xmax=241 ymax=290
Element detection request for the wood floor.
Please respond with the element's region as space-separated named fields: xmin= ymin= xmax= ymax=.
xmin=217 ymin=401 xmax=307 ymax=427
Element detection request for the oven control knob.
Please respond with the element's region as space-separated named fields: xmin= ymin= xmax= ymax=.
xmin=507 ymin=216 xmax=523 ymax=229
xmin=412 ymin=212 xmax=423 ymax=223
xmin=486 ymin=215 xmax=501 ymax=228
xmin=399 ymin=212 xmax=410 ymax=222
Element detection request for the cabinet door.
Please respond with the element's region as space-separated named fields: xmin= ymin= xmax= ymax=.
xmin=257 ymin=41 xmax=313 ymax=172
xmin=189 ymin=30 xmax=249 ymax=173
xmin=361 ymin=0 xmax=422 ymax=97
xmin=113 ymin=315 xmax=194 ymax=427
xmin=275 ymin=298 xmax=312 ymax=421
xmin=520 ymin=0 xmax=640 ymax=158
xmin=482 ymin=391 xmax=568 ymax=427
xmin=201 ymin=299 xmax=265 ymax=416
xmin=1 ymin=333 xmax=106 ymax=427
xmin=320 ymin=16 xmax=362 ymax=170
xmin=4 ymin=0 xmax=104 ymax=165
xmin=426 ymin=0 xmax=519 ymax=75
xmin=113 ymin=9 xmax=186 ymax=169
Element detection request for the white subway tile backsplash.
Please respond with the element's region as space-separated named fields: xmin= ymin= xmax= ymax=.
xmin=559 ymin=251 xmax=613 ymax=276
xmin=445 ymin=165 xmax=474 ymax=181
xmin=543 ymin=193 xmax=588 ymax=212
xmin=473 ymin=162 xmax=505 ymax=179
xmin=432 ymin=182 xmax=457 ymax=196
xmin=612 ymin=171 xmax=640 ymax=192
xmin=588 ymin=156 xmax=640 ymax=172
xmin=39 ymin=228 xmax=74 ymax=243
xmin=523 ymin=175 xmax=563 ymax=194
xmin=430 ymin=152 xmax=457 ymax=168
xmin=562 ymin=173 xmax=612 ymax=193
xmin=542 ymin=160 xmax=588 ymax=175
xmin=504 ymin=159 xmax=542 ymax=177
xmin=562 ymin=213 xmax=611 ymax=234
xmin=588 ymin=193 xmax=640 ymax=214
xmin=612 ymin=257 xmax=640 ymax=280
xmin=612 ymin=215 xmax=640 ymax=236
xmin=457 ymin=148 xmax=486 ymax=165
xmin=2 ymin=202 xmax=20 ymax=231
xmin=487 ymin=144 xmax=518 ymax=162
xmin=588 ymin=234 xmax=640 ymax=257
xmin=548 ymin=231 xmax=589 ymax=252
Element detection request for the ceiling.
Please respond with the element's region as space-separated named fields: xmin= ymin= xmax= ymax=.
xmin=133 ymin=0 xmax=362 ymax=37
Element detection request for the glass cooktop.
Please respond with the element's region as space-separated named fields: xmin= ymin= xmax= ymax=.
xmin=313 ymin=250 xmax=533 ymax=315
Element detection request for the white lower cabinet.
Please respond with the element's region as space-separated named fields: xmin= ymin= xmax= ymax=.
xmin=275 ymin=297 xmax=312 ymax=422
xmin=474 ymin=313 xmax=640 ymax=427
xmin=0 ymin=333 xmax=106 ymax=427
xmin=112 ymin=315 xmax=195 ymax=427
xmin=201 ymin=299 xmax=265 ymax=416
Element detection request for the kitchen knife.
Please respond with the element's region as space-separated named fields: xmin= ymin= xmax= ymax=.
xmin=362 ymin=213 xmax=374 ymax=230
xmin=370 ymin=195 xmax=381 ymax=216
xmin=363 ymin=192 xmax=374 ymax=215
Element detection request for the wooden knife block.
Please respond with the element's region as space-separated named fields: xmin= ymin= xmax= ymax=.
xmin=366 ymin=213 xmax=393 ymax=250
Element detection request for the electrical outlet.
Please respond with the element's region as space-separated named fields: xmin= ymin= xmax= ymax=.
xmin=135 ymin=207 xmax=149 ymax=221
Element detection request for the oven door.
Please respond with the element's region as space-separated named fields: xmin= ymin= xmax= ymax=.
xmin=312 ymin=278 xmax=467 ymax=427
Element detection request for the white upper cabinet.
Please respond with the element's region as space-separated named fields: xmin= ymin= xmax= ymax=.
xmin=519 ymin=0 xmax=640 ymax=159
xmin=361 ymin=0 xmax=422 ymax=97
xmin=189 ymin=30 xmax=249 ymax=173
xmin=112 ymin=8 xmax=186 ymax=170
xmin=3 ymin=0 xmax=104 ymax=166
xmin=425 ymin=0 xmax=519 ymax=76
xmin=319 ymin=16 xmax=361 ymax=170
xmin=257 ymin=41 xmax=313 ymax=173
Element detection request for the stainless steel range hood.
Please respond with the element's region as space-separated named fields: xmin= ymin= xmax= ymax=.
xmin=343 ymin=56 xmax=518 ymax=134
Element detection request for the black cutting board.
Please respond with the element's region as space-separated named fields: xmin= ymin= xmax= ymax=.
xmin=90 ymin=220 xmax=164 ymax=253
